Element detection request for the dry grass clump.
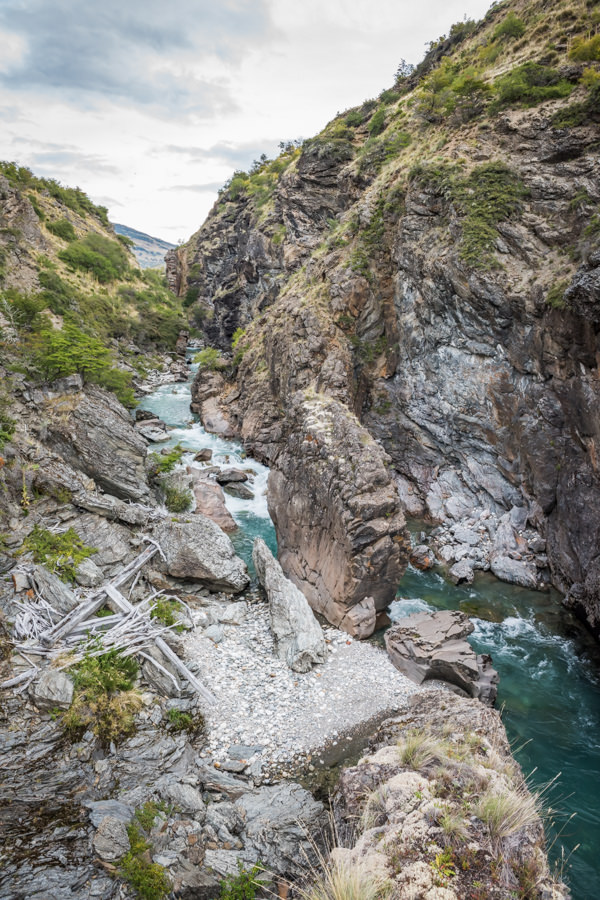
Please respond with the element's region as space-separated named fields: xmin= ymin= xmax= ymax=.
xmin=397 ymin=729 xmax=448 ymax=769
xmin=475 ymin=784 xmax=542 ymax=849
xmin=298 ymin=854 xmax=389 ymax=900
xmin=439 ymin=807 xmax=470 ymax=848
xmin=361 ymin=784 xmax=390 ymax=830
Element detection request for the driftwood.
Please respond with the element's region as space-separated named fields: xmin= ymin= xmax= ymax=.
xmin=5 ymin=539 xmax=216 ymax=705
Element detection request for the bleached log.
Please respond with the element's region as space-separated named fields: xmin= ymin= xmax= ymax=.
xmin=138 ymin=651 xmax=181 ymax=693
xmin=0 ymin=668 xmax=38 ymax=690
xmin=99 ymin=586 xmax=216 ymax=704
xmin=39 ymin=544 xmax=158 ymax=647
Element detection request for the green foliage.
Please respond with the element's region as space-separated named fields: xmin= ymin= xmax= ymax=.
xmin=553 ymin=78 xmax=600 ymax=127
xmin=59 ymin=233 xmax=130 ymax=283
xmin=151 ymin=595 xmax=184 ymax=630
xmin=358 ymin=130 xmax=411 ymax=174
xmin=184 ymin=284 xmax=200 ymax=307
xmin=166 ymin=707 xmax=206 ymax=735
xmin=379 ymin=89 xmax=397 ymax=104
xmin=162 ymin=482 xmax=193 ymax=513
xmin=0 ymin=161 xmax=109 ymax=225
xmin=417 ymin=58 xmax=489 ymax=123
xmin=493 ymin=63 xmax=573 ymax=110
xmin=28 ymin=194 xmax=45 ymax=220
xmin=569 ymin=34 xmax=600 ymax=62
xmin=149 ymin=443 xmax=184 ymax=475
xmin=23 ymin=524 xmax=96 ymax=582
xmin=409 ymin=161 xmax=526 ymax=269
xmin=46 ymin=218 xmax=76 ymax=242
xmin=37 ymin=270 xmax=79 ymax=314
xmin=220 ymin=147 xmax=300 ymax=208
xmin=302 ymin=136 xmax=354 ymax=162
xmin=271 ymin=224 xmax=286 ymax=245
xmin=219 ymin=861 xmax=267 ymax=900
xmin=368 ymin=108 xmax=386 ymax=136
xmin=345 ymin=109 xmax=364 ymax=127
xmin=493 ymin=13 xmax=526 ymax=41
xmin=117 ymin=233 xmax=135 ymax=249
xmin=0 ymin=406 xmax=15 ymax=450
xmin=349 ymin=248 xmax=371 ymax=279
xmin=117 ymin=280 xmax=184 ymax=348
xmin=546 ymin=281 xmax=569 ymax=309
xmin=120 ymin=823 xmax=170 ymax=900
xmin=70 ymin=643 xmax=138 ymax=695
xmin=2 ymin=288 xmax=45 ymax=328
xmin=135 ymin=801 xmax=170 ymax=831
xmin=32 ymin=322 xmax=136 ymax=406
xmin=194 ymin=346 xmax=222 ymax=370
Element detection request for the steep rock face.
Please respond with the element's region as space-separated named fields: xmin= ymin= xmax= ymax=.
xmin=45 ymin=384 xmax=150 ymax=502
xmin=174 ymin=2 xmax=600 ymax=636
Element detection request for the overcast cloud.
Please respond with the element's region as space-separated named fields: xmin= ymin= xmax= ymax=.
xmin=0 ymin=0 xmax=493 ymax=242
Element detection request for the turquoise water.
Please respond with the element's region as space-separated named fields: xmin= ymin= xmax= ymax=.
xmin=141 ymin=375 xmax=600 ymax=897
xmin=390 ymin=565 xmax=600 ymax=897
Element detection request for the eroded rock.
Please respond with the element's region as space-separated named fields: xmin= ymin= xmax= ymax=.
xmin=385 ymin=610 xmax=498 ymax=705
xmin=154 ymin=516 xmax=249 ymax=593
xmin=252 ymin=537 xmax=327 ymax=672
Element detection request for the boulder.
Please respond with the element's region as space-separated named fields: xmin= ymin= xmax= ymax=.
xmin=449 ymin=559 xmax=475 ymax=585
xmin=253 ymin=538 xmax=327 ymax=672
xmin=136 ymin=418 xmax=171 ymax=443
xmin=30 ymin=565 xmax=78 ymax=616
xmin=74 ymin=556 xmax=104 ymax=587
xmin=92 ymin=816 xmax=130 ymax=861
xmin=385 ymin=610 xmax=498 ymax=705
xmin=72 ymin=491 xmax=158 ymax=526
xmin=490 ymin=555 xmax=538 ymax=589
xmin=188 ymin=472 xmax=237 ymax=533
xmin=223 ymin=482 xmax=255 ymax=500
xmin=154 ymin=517 xmax=249 ymax=593
xmin=237 ymin=782 xmax=325 ymax=877
xmin=46 ymin=385 xmax=150 ymax=501
xmin=216 ymin=468 xmax=248 ymax=485
xmin=194 ymin=449 xmax=213 ymax=462
xmin=268 ymin=395 xmax=410 ymax=638
xmin=86 ymin=800 xmax=134 ymax=827
xmin=410 ymin=545 xmax=435 ymax=570
xmin=31 ymin=669 xmax=74 ymax=710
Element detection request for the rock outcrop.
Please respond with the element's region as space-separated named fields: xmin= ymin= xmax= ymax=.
xmin=385 ymin=610 xmax=499 ymax=706
xmin=332 ymin=691 xmax=569 ymax=900
xmin=45 ymin=384 xmax=150 ymax=501
xmin=154 ymin=516 xmax=249 ymax=593
xmin=252 ymin=537 xmax=327 ymax=672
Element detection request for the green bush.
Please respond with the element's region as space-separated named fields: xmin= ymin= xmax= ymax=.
xmin=569 ymin=34 xmax=600 ymax=62
xmin=162 ymin=483 xmax=192 ymax=513
xmin=493 ymin=13 xmax=526 ymax=41
xmin=493 ymin=63 xmax=573 ymax=109
xmin=70 ymin=644 xmax=138 ymax=695
xmin=37 ymin=270 xmax=79 ymax=314
xmin=23 ymin=524 xmax=96 ymax=582
xmin=345 ymin=109 xmax=364 ymax=127
xmin=219 ymin=862 xmax=267 ymax=900
xmin=120 ymin=823 xmax=170 ymax=900
xmin=0 ymin=397 xmax=15 ymax=450
xmin=194 ymin=346 xmax=222 ymax=370
xmin=149 ymin=444 xmax=184 ymax=476
xmin=546 ymin=281 xmax=569 ymax=309
xmin=32 ymin=322 xmax=136 ymax=406
xmin=379 ymin=89 xmax=397 ymax=104
xmin=46 ymin=219 xmax=76 ymax=242
xmin=0 ymin=161 xmax=109 ymax=225
xmin=59 ymin=233 xmax=130 ymax=283
xmin=368 ymin=108 xmax=386 ymax=136
xmin=184 ymin=284 xmax=200 ymax=307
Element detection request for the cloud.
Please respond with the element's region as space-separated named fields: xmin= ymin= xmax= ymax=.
xmin=10 ymin=137 xmax=121 ymax=176
xmin=161 ymin=182 xmax=225 ymax=193
xmin=162 ymin=138 xmax=283 ymax=167
xmin=0 ymin=0 xmax=273 ymax=116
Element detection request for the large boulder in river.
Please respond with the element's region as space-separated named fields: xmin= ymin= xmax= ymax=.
xmin=385 ymin=610 xmax=498 ymax=706
xmin=187 ymin=469 xmax=237 ymax=532
xmin=45 ymin=385 xmax=150 ymax=501
xmin=253 ymin=538 xmax=327 ymax=672
xmin=268 ymin=394 xmax=410 ymax=638
xmin=154 ymin=516 xmax=249 ymax=593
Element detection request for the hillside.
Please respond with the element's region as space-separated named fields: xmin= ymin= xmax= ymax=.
xmin=170 ymin=0 xmax=600 ymax=637
xmin=113 ymin=223 xmax=176 ymax=270
xmin=0 ymin=162 xmax=185 ymax=408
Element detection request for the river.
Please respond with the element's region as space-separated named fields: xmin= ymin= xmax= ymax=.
xmin=140 ymin=368 xmax=600 ymax=899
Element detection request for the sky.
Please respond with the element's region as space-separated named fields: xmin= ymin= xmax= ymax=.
xmin=0 ymin=0 xmax=493 ymax=244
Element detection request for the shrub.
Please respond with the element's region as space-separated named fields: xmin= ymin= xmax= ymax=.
xmin=398 ymin=730 xmax=447 ymax=769
xmin=219 ymin=861 xmax=267 ymax=900
xmin=166 ymin=707 xmax=206 ymax=735
xmin=0 ymin=405 xmax=15 ymax=449
xmin=546 ymin=281 xmax=569 ymax=309
xmin=63 ymin=641 xmax=142 ymax=745
xmin=46 ymin=219 xmax=76 ymax=242
xmin=32 ymin=322 xmax=135 ymax=406
xmin=149 ymin=443 xmax=184 ymax=476
xmin=475 ymin=786 xmax=541 ymax=849
xmin=59 ymin=233 xmax=130 ymax=283
xmin=493 ymin=13 xmax=526 ymax=41
xmin=379 ymin=89 xmax=397 ymax=104
xmin=23 ymin=524 xmax=96 ymax=582
xmin=0 ymin=161 xmax=109 ymax=225
xmin=368 ymin=108 xmax=386 ymax=136
xmin=135 ymin=801 xmax=170 ymax=832
xmin=458 ymin=162 xmax=527 ymax=267
xmin=151 ymin=595 xmax=185 ymax=630
xmin=493 ymin=63 xmax=573 ymax=109
xmin=184 ymin=284 xmax=200 ymax=307
xmin=37 ymin=270 xmax=79 ymax=314
xmin=119 ymin=823 xmax=170 ymax=900
xmin=194 ymin=346 xmax=222 ymax=370
xmin=345 ymin=109 xmax=364 ymax=127
xmin=569 ymin=34 xmax=600 ymax=62
xmin=162 ymin=483 xmax=192 ymax=513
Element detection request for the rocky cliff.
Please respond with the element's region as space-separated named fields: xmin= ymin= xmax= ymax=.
xmin=174 ymin=0 xmax=600 ymax=637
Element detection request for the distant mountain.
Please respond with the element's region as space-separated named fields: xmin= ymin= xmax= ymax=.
xmin=113 ymin=223 xmax=176 ymax=269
